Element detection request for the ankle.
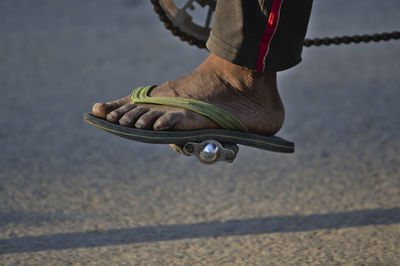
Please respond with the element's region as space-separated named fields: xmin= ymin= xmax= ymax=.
xmin=203 ymin=54 xmax=277 ymax=92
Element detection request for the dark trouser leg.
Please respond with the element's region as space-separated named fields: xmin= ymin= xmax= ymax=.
xmin=206 ymin=0 xmax=313 ymax=72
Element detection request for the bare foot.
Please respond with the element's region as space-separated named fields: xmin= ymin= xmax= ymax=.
xmin=92 ymin=53 xmax=284 ymax=136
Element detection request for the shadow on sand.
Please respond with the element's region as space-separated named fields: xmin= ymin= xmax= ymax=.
xmin=1 ymin=207 xmax=399 ymax=254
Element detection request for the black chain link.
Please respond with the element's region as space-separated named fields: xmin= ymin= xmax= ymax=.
xmin=151 ymin=0 xmax=207 ymax=49
xmin=303 ymin=31 xmax=400 ymax=47
xmin=151 ymin=0 xmax=399 ymax=49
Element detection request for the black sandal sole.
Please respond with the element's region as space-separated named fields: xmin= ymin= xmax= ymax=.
xmin=84 ymin=113 xmax=294 ymax=153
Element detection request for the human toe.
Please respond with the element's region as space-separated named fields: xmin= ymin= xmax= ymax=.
xmin=135 ymin=110 xmax=165 ymax=129
xmin=106 ymin=104 xmax=137 ymax=123
xmin=153 ymin=112 xmax=182 ymax=130
xmin=92 ymin=96 xmax=131 ymax=118
xmin=119 ymin=107 xmax=149 ymax=127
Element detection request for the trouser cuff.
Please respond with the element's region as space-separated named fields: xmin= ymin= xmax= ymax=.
xmin=207 ymin=30 xmax=302 ymax=72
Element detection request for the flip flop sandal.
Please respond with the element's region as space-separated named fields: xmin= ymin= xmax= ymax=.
xmin=84 ymin=86 xmax=294 ymax=164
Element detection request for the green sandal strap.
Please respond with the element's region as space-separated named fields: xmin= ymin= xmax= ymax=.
xmin=131 ymin=86 xmax=248 ymax=132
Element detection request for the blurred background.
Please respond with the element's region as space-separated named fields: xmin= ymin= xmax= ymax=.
xmin=1 ymin=0 xmax=399 ymax=264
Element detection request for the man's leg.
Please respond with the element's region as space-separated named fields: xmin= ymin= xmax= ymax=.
xmin=208 ymin=0 xmax=313 ymax=71
xmin=92 ymin=0 xmax=313 ymax=136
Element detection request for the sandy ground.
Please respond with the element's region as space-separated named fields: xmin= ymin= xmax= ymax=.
xmin=1 ymin=0 xmax=399 ymax=265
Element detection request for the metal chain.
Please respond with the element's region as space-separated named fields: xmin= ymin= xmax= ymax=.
xmin=303 ymin=31 xmax=400 ymax=47
xmin=151 ymin=0 xmax=207 ymax=49
xmin=151 ymin=0 xmax=400 ymax=49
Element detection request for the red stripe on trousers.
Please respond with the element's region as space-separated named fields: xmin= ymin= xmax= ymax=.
xmin=255 ymin=0 xmax=283 ymax=72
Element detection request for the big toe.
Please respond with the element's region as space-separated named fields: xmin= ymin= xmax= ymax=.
xmin=92 ymin=102 xmax=109 ymax=118
xmin=92 ymin=96 xmax=131 ymax=118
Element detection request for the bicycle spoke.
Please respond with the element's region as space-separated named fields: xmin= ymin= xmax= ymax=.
xmin=205 ymin=6 xmax=213 ymax=28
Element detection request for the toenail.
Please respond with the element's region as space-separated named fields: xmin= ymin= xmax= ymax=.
xmin=92 ymin=103 xmax=102 ymax=112
xmin=135 ymin=121 xmax=144 ymax=128
xmin=154 ymin=122 xmax=167 ymax=130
